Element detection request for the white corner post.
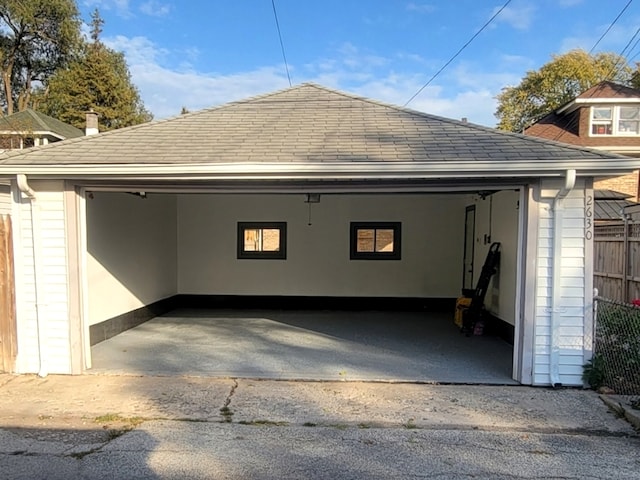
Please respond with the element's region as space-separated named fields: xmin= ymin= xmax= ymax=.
xmin=16 ymin=174 xmax=48 ymax=377
xmin=549 ymin=169 xmax=576 ymax=387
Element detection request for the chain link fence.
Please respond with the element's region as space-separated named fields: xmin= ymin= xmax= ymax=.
xmin=588 ymin=296 xmax=640 ymax=408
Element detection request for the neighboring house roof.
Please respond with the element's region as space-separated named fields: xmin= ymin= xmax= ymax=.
xmin=0 ymin=109 xmax=83 ymax=140
xmin=556 ymin=81 xmax=640 ymax=114
xmin=0 ymin=83 xmax=637 ymax=182
xmin=594 ymin=189 xmax=637 ymax=221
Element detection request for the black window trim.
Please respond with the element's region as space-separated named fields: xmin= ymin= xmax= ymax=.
xmin=237 ymin=221 xmax=287 ymax=260
xmin=350 ymin=221 xmax=401 ymax=260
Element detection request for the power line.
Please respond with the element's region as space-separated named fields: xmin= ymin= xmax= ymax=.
xmin=404 ymin=0 xmax=512 ymax=107
xmin=589 ymin=0 xmax=633 ymax=54
xmin=271 ymin=0 xmax=292 ymax=87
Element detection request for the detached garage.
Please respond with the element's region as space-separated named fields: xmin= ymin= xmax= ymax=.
xmin=0 ymin=83 xmax=637 ymax=386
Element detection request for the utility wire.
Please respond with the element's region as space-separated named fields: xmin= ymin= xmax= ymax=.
xmin=271 ymin=0 xmax=292 ymax=87
xmin=589 ymin=0 xmax=633 ymax=54
xmin=404 ymin=0 xmax=512 ymax=107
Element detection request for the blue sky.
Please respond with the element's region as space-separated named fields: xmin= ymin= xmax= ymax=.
xmin=79 ymin=0 xmax=640 ymax=126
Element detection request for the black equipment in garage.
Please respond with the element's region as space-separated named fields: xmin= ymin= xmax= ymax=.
xmin=461 ymin=242 xmax=501 ymax=336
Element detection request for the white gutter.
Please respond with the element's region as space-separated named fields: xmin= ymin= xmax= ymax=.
xmin=16 ymin=174 xmax=47 ymax=377
xmin=0 ymin=160 xmax=636 ymax=179
xmin=549 ymin=169 xmax=576 ymax=387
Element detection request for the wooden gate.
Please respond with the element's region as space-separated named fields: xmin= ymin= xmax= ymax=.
xmin=0 ymin=215 xmax=16 ymax=372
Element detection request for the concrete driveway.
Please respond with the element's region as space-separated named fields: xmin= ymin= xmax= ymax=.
xmin=90 ymin=309 xmax=516 ymax=384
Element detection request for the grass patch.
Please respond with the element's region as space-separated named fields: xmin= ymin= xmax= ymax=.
xmin=237 ymin=419 xmax=289 ymax=426
xmin=94 ymin=414 xmax=145 ymax=427
xmin=303 ymin=422 xmax=317 ymax=427
xmin=220 ymin=406 xmax=234 ymax=423
xmin=330 ymin=423 xmax=348 ymax=430
xmin=403 ymin=419 xmax=418 ymax=429
xmin=358 ymin=423 xmax=372 ymax=429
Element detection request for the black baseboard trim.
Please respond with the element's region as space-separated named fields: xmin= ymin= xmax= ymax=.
xmin=89 ymin=296 xmax=179 ymax=346
xmin=483 ymin=313 xmax=515 ymax=345
xmin=174 ymin=294 xmax=456 ymax=312
xmin=89 ymin=295 xmax=457 ymax=345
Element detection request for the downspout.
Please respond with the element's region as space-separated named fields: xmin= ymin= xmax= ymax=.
xmin=550 ymin=169 xmax=576 ymax=387
xmin=16 ymin=174 xmax=47 ymax=377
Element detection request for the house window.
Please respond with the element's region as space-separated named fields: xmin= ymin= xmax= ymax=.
xmin=237 ymin=222 xmax=286 ymax=259
xmin=350 ymin=222 xmax=401 ymax=260
xmin=619 ymin=106 xmax=640 ymax=134
xmin=591 ymin=105 xmax=640 ymax=136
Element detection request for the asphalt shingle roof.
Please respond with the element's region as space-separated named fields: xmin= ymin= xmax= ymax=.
xmin=0 ymin=83 xmax=632 ymax=166
xmin=595 ymin=189 xmax=638 ymax=221
xmin=0 ymin=109 xmax=83 ymax=140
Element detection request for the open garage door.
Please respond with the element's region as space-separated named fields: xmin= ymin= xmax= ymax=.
xmin=83 ymin=188 xmax=522 ymax=383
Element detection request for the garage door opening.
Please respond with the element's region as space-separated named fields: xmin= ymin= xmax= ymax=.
xmin=83 ymin=189 xmax=521 ymax=383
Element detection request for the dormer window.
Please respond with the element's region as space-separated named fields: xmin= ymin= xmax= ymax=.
xmin=591 ymin=105 xmax=640 ymax=136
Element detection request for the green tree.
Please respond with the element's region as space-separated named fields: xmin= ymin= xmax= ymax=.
xmin=39 ymin=9 xmax=152 ymax=131
xmin=0 ymin=0 xmax=81 ymax=115
xmin=495 ymin=50 xmax=635 ymax=132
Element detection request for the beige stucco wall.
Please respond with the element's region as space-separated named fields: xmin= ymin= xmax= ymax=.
xmin=86 ymin=192 xmax=178 ymax=325
xmin=177 ymin=193 xmax=470 ymax=298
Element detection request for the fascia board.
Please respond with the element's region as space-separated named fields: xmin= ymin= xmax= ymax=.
xmin=0 ymin=160 xmax=638 ymax=180
xmin=557 ymin=97 xmax=640 ymax=114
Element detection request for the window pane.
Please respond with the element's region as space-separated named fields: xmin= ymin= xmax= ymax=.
xmin=244 ymin=229 xmax=260 ymax=251
xmin=375 ymin=229 xmax=395 ymax=252
xmin=261 ymin=229 xmax=281 ymax=251
xmin=619 ymin=120 xmax=639 ymax=134
xmin=620 ymin=106 xmax=640 ymax=120
xmin=592 ymin=123 xmax=612 ymax=135
xmin=357 ymin=229 xmax=375 ymax=252
xmin=592 ymin=107 xmax=612 ymax=120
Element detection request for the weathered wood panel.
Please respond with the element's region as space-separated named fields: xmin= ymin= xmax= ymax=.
xmin=0 ymin=215 xmax=16 ymax=372
xmin=594 ymin=221 xmax=640 ymax=303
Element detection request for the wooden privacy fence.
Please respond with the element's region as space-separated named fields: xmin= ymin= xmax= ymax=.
xmin=594 ymin=220 xmax=640 ymax=303
xmin=0 ymin=214 xmax=16 ymax=373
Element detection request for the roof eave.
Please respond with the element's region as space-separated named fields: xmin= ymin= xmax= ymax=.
xmin=556 ymin=97 xmax=640 ymax=114
xmin=0 ymin=160 xmax=636 ymax=181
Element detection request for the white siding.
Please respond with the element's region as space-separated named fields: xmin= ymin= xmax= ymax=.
xmin=532 ymin=179 xmax=589 ymax=386
xmin=13 ymin=180 xmax=71 ymax=374
xmin=178 ymin=193 xmax=469 ymax=298
xmin=86 ymin=192 xmax=177 ymax=325
xmin=0 ymin=184 xmax=11 ymax=215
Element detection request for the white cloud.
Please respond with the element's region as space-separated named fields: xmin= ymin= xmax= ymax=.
xmin=103 ymin=34 xmax=509 ymax=126
xmin=406 ymin=3 xmax=436 ymax=14
xmin=494 ymin=2 xmax=536 ymax=31
xmin=140 ymin=1 xmax=171 ymax=17
xmin=83 ymin=0 xmax=131 ymax=18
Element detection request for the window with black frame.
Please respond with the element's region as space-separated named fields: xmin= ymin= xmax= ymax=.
xmin=237 ymin=222 xmax=287 ymax=259
xmin=350 ymin=222 xmax=401 ymax=260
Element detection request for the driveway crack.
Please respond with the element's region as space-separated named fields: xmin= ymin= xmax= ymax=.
xmin=220 ymin=378 xmax=238 ymax=423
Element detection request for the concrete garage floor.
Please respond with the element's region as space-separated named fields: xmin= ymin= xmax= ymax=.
xmin=90 ymin=309 xmax=517 ymax=384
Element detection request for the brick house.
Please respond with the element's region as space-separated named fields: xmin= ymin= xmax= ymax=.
xmin=525 ymin=81 xmax=640 ymax=203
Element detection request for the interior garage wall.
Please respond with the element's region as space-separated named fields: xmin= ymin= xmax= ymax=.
xmin=472 ymin=190 xmax=520 ymax=326
xmin=177 ymin=193 xmax=469 ymax=298
xmin=86 ymin=192 xmax=177 ymax=325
